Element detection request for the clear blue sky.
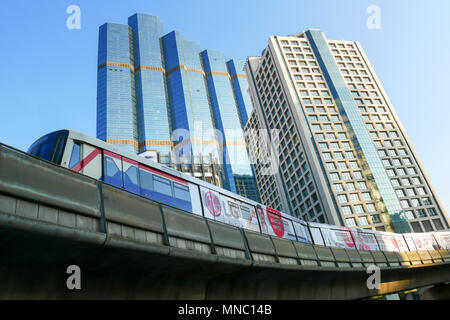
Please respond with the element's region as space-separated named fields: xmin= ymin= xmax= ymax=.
xmin=0 ymin=0 xmax=449 ymax=213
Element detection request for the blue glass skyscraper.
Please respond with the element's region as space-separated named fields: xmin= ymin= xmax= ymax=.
xmin=128 ymin=14 xmax=172 ymax=165
xmin=96 ymin=13 xmax=259 ymax=201
xmin=97 ymin=23 xmax=137 ymax=153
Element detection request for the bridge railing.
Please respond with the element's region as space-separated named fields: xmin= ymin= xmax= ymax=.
xmin=0 ymin=143 xmax=449 ymax=272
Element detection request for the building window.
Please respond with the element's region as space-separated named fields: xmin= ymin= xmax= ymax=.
xmin=338 ymin=194 xmax=348 ymax=203
xmin=416 ymin=209 xmax=426 ymax=218
xmin=354 ymin=205 xmax=364 ymax=214
xmin=346 ymin=183 xmax=355 ymax=191
xmin=400 ymin=200 xmax=409 ymax=208
xmin=342 ymin=206 xmax=352 ymax=215
xmin=371 ymin=215 xmax=381 ymax=223
xmin=362 ymin=192 xmax=372 ymax=201
xmin=346 ymin=218 xmax=356 ymax=227
xmin=358 ymin=216 xmax=369 ymax=226
xmin=330 ymin=173 xmax=339 ymax=181
xmin=342 ymin=172 xmax=352 ymax=180
xmin=405 ymin=211 xmax=415 ymax=220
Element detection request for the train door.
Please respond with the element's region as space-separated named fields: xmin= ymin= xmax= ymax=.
xmin=394 ymin=234 xmax=409 ymax=252
xmin=239 ymin=201 xmax=260 ymax=232
xmin=354 ymin=231 xmax=379 ymax=251
xmin=292 ymin=220 xmax=312 ymax=243
xmin=432 ymin=232 xmax=450 ymax=249
xmin=199 ymin=186 xmax=225 ymax=223
xmin=103 ymin=150 xmax=123 ymax=187
xmin=189 ymin=184 xmax=203 ymax=216
xmin=220 ymin=194 xmax=243 ymax=228
xmin=308 ymin=225 xmax=326 ymax=246
xmin=68 ymin=141 xmax=102 ymax=180
xmin=263 ymin=207 xmax=296 ymax=240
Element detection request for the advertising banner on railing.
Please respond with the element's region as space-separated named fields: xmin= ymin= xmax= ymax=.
xmin=432 ymin=231 xmax=450 ymax=249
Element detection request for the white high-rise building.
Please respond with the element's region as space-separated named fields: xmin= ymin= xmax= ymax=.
xmin=245 ymin=29 xmax=449 ymax=233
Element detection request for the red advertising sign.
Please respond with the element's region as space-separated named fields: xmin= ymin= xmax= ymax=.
xmin=266 ymin=207 xmax=285 ymax=238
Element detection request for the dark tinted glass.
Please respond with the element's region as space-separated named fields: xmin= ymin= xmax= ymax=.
xmin=27 ymin=130 xmax=68 ymax=164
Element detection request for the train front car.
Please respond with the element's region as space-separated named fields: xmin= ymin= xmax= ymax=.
xmin=65 ymin=132 xmax=203 ymax=215
xmin=26 ymin=129 xmax=449 ymax=255
xmin=27 ymin=130 xmax=69 ymax=165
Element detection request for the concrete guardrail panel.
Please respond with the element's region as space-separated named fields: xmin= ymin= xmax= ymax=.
xmin=162 ymin=205 xmax=211 ymax=245
xmin=344 ymin=249 xmax=364 ymax=268
xmin=358 ymin=250 xmax=375 ymax=266
xmin=370 ymin=251 xmax=389 ymax=268
xmin=0 ymin=147 xmax=99 ymax=217
xmin=428 ymin=250 xmax=443 ymax=263
xmin=293 ymin=242 xmax=319 ymax=266
xmin=271 ymin=237 xmax=298 ymax=259
xmin=438 ymin=249 xmax=450 ymax=262
xmin=418 ymin=250 xmax=433 ymax=264
xmin=405 ymin=251 xmax=422 ymax=265
xmin=382 ymin=251 xmax=401 ymax=267
xmin=207 ymin=220 xmax=246 ymax=251
xmin=102 ymin=183 xmax=163 ymax=234
xmin=313 ymin=245 xmax=336 ymax=267
xmin=330 ymin=247 xmax=350 ymax=262
xmin=395 ymin=251 xmax=412 ymax=266
xmin=330 ymin=247 xmax=351 ymax=268
xmin=244 ymin=230 xmax=276 ymax=255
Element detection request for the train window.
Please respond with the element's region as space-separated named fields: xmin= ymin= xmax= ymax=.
xmin=153 ymin=175 xmax=172 ymax=197
xmin=103 ymin=153 xmax=123 ymax=188
xmin=310 ymin=227 xmax=325 ymax=246
xmin=293 ymin=221 xmax=311 ymax=243
xmin=240 ymin=206 xmax=251 ymax=220
xmin=123 ymin=159 xmax=139 ymax=194
xmin=28 ymin=130 xmax=68 ymax=164
xmin=69 ymin=143 xmax=81 ymax=169
xmin=139 ymin=168 xmax=154 ymax=198
xmin=173 ymin=183 xmax=190 ymax=202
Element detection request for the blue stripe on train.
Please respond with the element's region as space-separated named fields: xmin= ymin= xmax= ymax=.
xmin=103 ymin=157 xmax=192 ymax=213
xmin=104 ymin=170 xmax=123 ymax=187
xmin=140 ymin=188 xmax=192 ymax=213
xmin=123 ymin=171 xmax=140 ymax=194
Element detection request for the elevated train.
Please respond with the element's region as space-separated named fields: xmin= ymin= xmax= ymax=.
xmin=28 ymin=130 xmax=450 ymax=252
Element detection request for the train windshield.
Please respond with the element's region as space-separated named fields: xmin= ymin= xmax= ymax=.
xmin=27 ymin=130 xmax=68 ymax=164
